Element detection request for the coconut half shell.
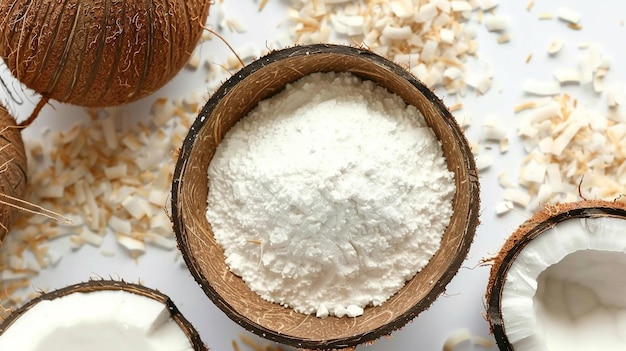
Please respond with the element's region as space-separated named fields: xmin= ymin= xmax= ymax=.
xmin=0 ymin=280 xmax=207 ymax=350
xmin=486 ymin=200 xmax=626 ymax=351
xmin=172 ymin=43 xmax=480 ymax=350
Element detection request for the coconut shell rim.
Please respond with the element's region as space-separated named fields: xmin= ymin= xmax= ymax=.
xmin=0 ymin=279 xmax=207 ymax=350
xmin=171 ymin=43 xmax=480 ymax=350
xmin=485 ymin=199 xmax=626 ymax=351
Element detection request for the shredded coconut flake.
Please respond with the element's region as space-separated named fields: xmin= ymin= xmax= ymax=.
xmin=484 ymin=15 xmax=510 ymax=32
xmin=547 ymin=37 xmax=564 ymax=55
xmin=523 ymin=79 xmax=561 ymax=96
xmin=513 ymin=94 xmax=626 ymax=210
xmin=556 ymin=6 xmax=582 ymax=24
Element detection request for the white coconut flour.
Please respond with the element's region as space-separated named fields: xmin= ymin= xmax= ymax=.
xmin=206 ymin=72 xmax=455 ymax=318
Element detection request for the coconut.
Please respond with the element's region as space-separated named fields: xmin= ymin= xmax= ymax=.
xmin=0 ymin=280 xmax=207 ymax=350
xmin=0 ymin=105 xmax=27 ymax=243
xmin=0 ymin=0 xmax=211 ymax=107
xmin=486 ymin=200 xmax=626 ymax=351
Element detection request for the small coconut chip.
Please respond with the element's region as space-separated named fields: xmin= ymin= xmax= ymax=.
xmin=547 ymin=37 xmax=564 ymax=55
xmin=443 ymin=328 xmax=495 ymax=351
xmin=486 ymin=201 xmax=626 ymax=351
xmin=607 ymin=85 xmax=626 ymax=107
xmin=556 ymin=6 xmax=582 ymax=24
xmin=484 ymin=15 xmax=510 ymax=32
xmin=513 ymin=100 xmax=538 ymax=113
xmin=552 ymin=67 xmax=582 ymax=85
xmin=0 ymin=281 xmax=207 ymax=350
xmin=234 ymin=333 xmax=286 ymax=351
xmin=525 ymin=53 xmax=532 ymax=63
xmin=568 ymin=23 xmax=583 ymax=30
xmin=497 ymin=33 xmax=510 ymax=44
xmin=537 ymin=12 xmax=554 ymax=20
xmin=443 ymin=328 xmax=472 ymax=351
xmin=502 ymin=188 xmax=532 ymax=208
xmin=481 ymin=116 xmax=508 ymax=142
xmin=287 ymin=0 xmax=494 ymax=95
xmin=474 ymin=154 xmax=494 ymax=171
xmin=523 ymin=79 xmax=561 ymax=96
xmin=495 ymin=201 xmax=514 ymax=216
xmin=478 ymin=0 xmax=499 ymax=11
xmin=513 ymin=94 xmax=626 ymax=210
xmin=186 ymin=50 xmax=202 ymax=71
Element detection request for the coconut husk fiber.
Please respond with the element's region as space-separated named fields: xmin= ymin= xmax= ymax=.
xmin=0 ymin=105 xmax=26 ymax=243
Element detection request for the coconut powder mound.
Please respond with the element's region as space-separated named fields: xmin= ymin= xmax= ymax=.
xmin=206 ymin=72 xmax=455 ymax=318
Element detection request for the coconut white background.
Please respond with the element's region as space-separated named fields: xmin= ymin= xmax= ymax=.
xmin=2 ymin=1 xmax=625 ymax=350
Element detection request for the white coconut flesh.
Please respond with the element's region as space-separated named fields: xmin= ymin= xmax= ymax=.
xmin=0 ymin=290 xmax=194 ymax=351
xmin=501 ymin=216 xmax=626 ymax=350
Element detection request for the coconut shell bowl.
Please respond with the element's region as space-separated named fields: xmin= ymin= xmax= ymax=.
xmin=0 ymin=280 xmax=207 ymax=350
xmin=171 ymin=43 xmax=480 ymax=350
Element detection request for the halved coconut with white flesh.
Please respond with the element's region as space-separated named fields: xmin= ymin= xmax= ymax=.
xmin=486 ymin=200 xmax=626 ymax=350
xmin=0 ymin=280 xmax=207 ymax=350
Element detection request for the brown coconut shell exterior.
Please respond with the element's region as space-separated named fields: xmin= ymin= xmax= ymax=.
xmin=0 ymin=106 xmax=27 ymax=243
xmin=0 ymin=0 xmax=210 ymax=107
xmin=485 ymin=199 xmax=626 ymax=351
xmin=171 ymin=43 xmax=480 ymax=350
xmin=0 ymin=280 xmax=208 ymax=350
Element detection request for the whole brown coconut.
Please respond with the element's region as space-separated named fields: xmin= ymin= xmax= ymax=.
xmin=0 ymin=105 xmax=27 ymax=243
xmin=0 ymin=0 xmax=211 ymax=107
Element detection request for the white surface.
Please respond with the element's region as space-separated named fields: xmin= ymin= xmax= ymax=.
xmin=2 ymin=1 xmax=625 ymax=350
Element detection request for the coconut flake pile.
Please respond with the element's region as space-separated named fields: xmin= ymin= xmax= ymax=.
xmin=498 ymin=94 xmax=626 ymax=212
xmin=206 ymin=72 xmax=455 ymax=318
xmin=0 ymin=95 xmax=206 ymax=313
xmin=286 ymin=0 xmax=497 ymax=95
xmin=497 ymin=113 xmax=618 ymax=215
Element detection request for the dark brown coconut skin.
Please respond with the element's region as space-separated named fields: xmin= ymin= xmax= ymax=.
xmin=171 ymin=43 xmax=480 ymax=350
xmin=0 ymin=106 xmax=27 ymax=243
xmin=485 ymin=200 xmax=626 ymax=351
xmin=0 ymin=280 xmax=208 ymax=350
xmin=0 ymin=0 xmax=210 ymax=107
